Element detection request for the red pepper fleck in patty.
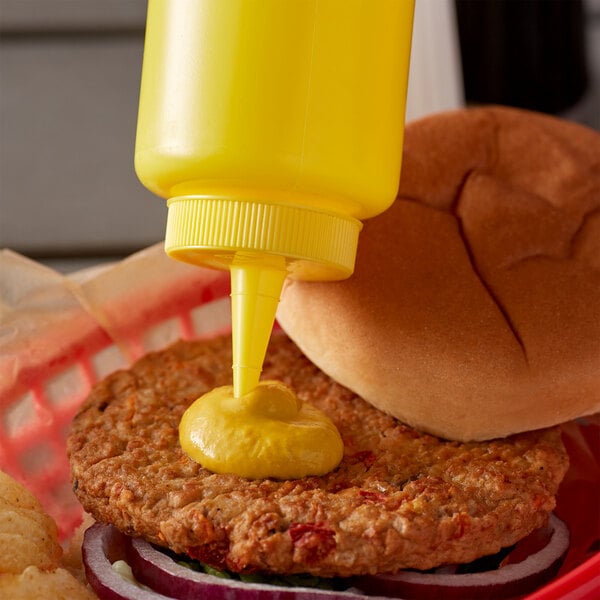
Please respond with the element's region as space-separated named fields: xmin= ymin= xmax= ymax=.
xmin=289 ymin=522 xmax=336 ymax=564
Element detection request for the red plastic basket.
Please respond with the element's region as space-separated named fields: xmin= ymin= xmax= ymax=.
xmin=0 ymin=245 xmax=231 ymax=537
xmin=0 ymin=246 xmax=598 ymax=599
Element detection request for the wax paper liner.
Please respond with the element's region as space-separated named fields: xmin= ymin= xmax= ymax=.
xmin=0 ymin=245 xmax=598 ymax=599
xmin=0 ymin=244 xmax=231 ymax=536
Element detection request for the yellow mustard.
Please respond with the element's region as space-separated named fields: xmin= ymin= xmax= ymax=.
xmin=135 ymin=0 xmax=414 ymax=478
xmin=179 ymin=381 xmax=343 ymax=479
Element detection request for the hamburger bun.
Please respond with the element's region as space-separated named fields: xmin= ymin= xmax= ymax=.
xmin=277 ymin=106 xmax=600 ymax=441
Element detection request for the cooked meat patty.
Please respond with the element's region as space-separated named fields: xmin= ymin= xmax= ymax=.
xmin=67 ymin=334 xmax=568 ymax=577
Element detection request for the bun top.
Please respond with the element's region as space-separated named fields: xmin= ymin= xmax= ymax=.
xmin=277 ymin=106 xmax=600 ymax=441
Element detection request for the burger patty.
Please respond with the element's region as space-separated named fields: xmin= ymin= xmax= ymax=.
xmin=67 ymin=333 xmax=569 ymax=578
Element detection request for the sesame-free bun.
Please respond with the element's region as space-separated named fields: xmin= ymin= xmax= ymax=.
xmin=277 ymin=106 xmax=600 ymax=441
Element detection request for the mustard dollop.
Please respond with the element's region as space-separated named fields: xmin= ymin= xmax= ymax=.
xmin=179 ymin=381 xmax=343 ymax=479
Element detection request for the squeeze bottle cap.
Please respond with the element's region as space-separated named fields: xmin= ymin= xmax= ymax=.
xmin=165 ymin=195 xmax=362 ymax=396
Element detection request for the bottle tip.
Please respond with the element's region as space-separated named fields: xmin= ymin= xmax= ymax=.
xmin=230 ymin=254 xmax=288 ymax=398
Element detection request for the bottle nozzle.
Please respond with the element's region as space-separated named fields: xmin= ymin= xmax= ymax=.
xmin=164 ymin=196 xmax=362 ymax=397
xmin=230 ymin=252 xmax=287 ymax=398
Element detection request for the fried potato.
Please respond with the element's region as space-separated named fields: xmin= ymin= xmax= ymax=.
xmin=0 ymin=471 xmax=98 ymax=596
xmin=0 ymin=566 xmax=97 ymax=600
xmin=0 ymin=505 xmax=59 ymax=539
xmin=0 ymin=510 xmax=62 ymax=573
xmin=0 ymin=531 xmax=61 ymax=575
xmin=0 ymin=471 xmax=44 ymax=512
xmin=0 ymin=473 xmax=61 ymax=574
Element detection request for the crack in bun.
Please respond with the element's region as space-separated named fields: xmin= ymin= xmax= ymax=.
xmin=277 ymin=106 xmax=600 ymax=441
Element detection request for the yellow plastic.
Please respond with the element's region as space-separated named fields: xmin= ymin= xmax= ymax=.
xmin=135 ymin=0 xmax=414 ymax=476
xmin=165 ymin=196 xmax=362 ymax=396
xmin=230 ymin=253 xmax=287 ymax=397
xmin=136 ymin=0 xmax=414 ymax=400
xmin=179 ymin=381 xmax=344 ymax=479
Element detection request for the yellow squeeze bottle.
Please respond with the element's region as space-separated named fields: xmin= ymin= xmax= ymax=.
xmin=135 ymin=0 xmax=414 ymax=477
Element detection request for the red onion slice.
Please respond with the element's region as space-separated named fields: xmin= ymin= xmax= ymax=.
xmin=84 ymin=514 xmax=570 ymax=600
xmin=127 ymin=534 xmax=385 ymax=600
xmin=355 ymin=514 xmax=570 ymax=599
xmin=82 ymin=523 xmax=174 ymax=600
